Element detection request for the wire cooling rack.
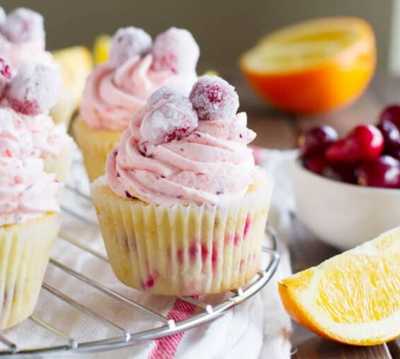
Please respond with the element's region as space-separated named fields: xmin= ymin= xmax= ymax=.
xmin=0 ymin=174 xmax=280 ymax=357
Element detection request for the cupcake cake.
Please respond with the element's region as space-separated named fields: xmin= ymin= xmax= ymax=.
xmin=0 ymin=126 xmax=61 ymax=328
xmin=74 ymin=26 xmax=199 ymax=181
xmin=92 ymin=76 xmax=272 ymax=295
xmin=0 ymin=6 xmax=85 ymax=128
xmin=0 ymin=57 xmax=73 ymax=181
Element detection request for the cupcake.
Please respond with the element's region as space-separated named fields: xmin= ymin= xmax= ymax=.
xmin=0 ymin=149 xmax=60 ymax=329
xmin=0 ymin=58 xmax=73 ymax=181
xmin=74 ymin=26 xmax=199 ymax=181
xmin=0 ymin=6 xmax=81 ymax=128
xmin=92 ymin=76 xmax=272 ymax=295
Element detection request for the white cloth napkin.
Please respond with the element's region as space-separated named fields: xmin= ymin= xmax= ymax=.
xmin=4 ymin=147 xmax=295 ymax=359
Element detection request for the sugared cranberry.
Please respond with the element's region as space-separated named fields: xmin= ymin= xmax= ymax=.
xmin=189 ymin=75 xmax=239 ymax=121
xmin=109 ymin=27 xmax=152 ymax=67
xmin=326 ymin=125 xmax=383 ymax=163
xmin=379 ymin=105 xmax=400 ymax=129
xmin=303 ymin=154 xmax=329 ymax=175
xmin=0 ymin=57 xmax=12 ymax=98
xmin=139 ymin=87 xmax=198 ymax=152
xmin=298 ymin=126 xmax=338 ymax=157
xmin=0 ymin=8 xmax=44 ymax=43
xmin=6 ymin=62 xmax=61 ymax=115
xmin=378 ymin=118 xmax=400 ymax=154
xmin=356 ymin=155 xmax=400 ymax=188
xmin=152 ymin=27 xmax=199 ymax=73
xmin=147 ymin=86 xmax=181 ymax=107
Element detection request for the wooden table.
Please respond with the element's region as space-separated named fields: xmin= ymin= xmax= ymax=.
xmin=232 ymin=72 xmax=400 ymax=359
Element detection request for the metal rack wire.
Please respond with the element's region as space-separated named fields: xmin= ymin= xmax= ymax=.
xmin=0 ymin=180 xmax=280 ymax=357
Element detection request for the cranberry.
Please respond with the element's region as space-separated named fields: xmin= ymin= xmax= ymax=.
xmin=379 ymin=105 xmax=400 ymax=129
xmin=189 ymin=75 xmax=239 ymax=121
xmin=152 ymin=27 xmax=199 ymax=73
xmin=109 ymin=27 xmax=152 ymax=67
xmin=0 ymin=57 xmax=12 ymax=98
xmin=324 ymin=163 xmax=357 ymax=184
xmin=356 ymin=156 xmax=400 ymax=188
xmin=6 ymin=63 xmax=61 ymax=115
xmin=303 ymin=154 xmax=329 ymax=175
xmin=378 ymin=118 xmax=400 ymax=154
xmin=298 ymin=126 xmax=338 ymax=157
xmin=326 ymin=125 xmax=383 ymax=163
xmin=390 ymin=148 xmax=400 ymax=160
xmin=139 ymin=87 xmax=198 ymax=151
xmin=1 ymin=8 xmax=44 ymax=43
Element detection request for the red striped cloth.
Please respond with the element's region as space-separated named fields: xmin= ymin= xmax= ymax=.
xmin=149 ymin=300 xmax=196 ymax=359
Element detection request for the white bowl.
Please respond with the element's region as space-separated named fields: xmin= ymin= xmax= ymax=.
xmin=292 ymin=159 xmax=400 ymax=249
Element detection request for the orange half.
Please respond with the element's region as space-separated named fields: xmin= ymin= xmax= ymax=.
xmin=279 ymin=227 xmax=400 ymax=346
xmin=240 ymin=17 xmax=376 ymax=114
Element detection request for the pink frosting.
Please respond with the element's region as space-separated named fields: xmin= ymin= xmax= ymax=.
xmin=0 ymin=156 xmax=59 ymax=225
xmin=106 ymin=111 xmax=257 ymax=206
xmin=80 ymin=54 xmax=196 ymax=131
xmin=0 ymin=108 xmax=71 ymax=160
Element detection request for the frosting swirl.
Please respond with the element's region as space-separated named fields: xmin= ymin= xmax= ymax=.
xmin=0 ymin=108 xmax=71 ymax=160
xmin=106 ymin=111 xmax=257 ymax=206
xmin=0 ymin=156 xmax=59 ymax=225
xmin=80 ymin=54 xmax=196 ymax=131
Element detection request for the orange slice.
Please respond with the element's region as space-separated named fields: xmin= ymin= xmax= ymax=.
xmin=240 ymin=17 xmax=376 ymax=114
xmin=279 ymin=227 xmax=400 ymax=345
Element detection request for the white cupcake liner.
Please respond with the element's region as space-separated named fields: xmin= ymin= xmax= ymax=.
xmin=0 ymin=214 xmax=60 ymax=329
xmin=92 ymin=174 xmax=272 ymax=295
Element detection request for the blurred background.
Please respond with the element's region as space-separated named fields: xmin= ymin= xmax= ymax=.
xmin=1 ymin=0 xmax=395 ymax=74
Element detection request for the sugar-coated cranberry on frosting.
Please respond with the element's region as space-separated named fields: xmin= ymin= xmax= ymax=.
xmin=152 ymin=27 xmax=200 ymax=74
xmin=80 ymin=26 xmax=199 ymax=131
xmin=106 ymin=77 xmax=257 ymax=206
xmin=0 ymin=8 xmax=44 ymax=44
xmin=190 ymin=75 xmax=239 ymax=121
xmin=109 ymin=27 xmax=152 ymax=67
xmin=139 ymin=88 xmax=198 ymax=151
xmin=6 ymin=62 xmax=61 ymax=115
xmin=0 ymin=57 xmax=12 ymax=98
xmin=0 ymin=7 xmax=50 ymax=68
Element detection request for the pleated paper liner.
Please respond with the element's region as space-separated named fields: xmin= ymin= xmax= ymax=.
xmin=73 ymin=117 xmax=121 ymax=182
xmin=92 ymin=173 xmax=272 ymax=295
xmin=0 ymin=213 xmax=60 ymax=329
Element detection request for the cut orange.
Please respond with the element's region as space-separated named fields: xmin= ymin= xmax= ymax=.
xmin=279 ymin=227 xmax=400 ymax=345
xmin=240 ymin=17 xmax=376 ymax=114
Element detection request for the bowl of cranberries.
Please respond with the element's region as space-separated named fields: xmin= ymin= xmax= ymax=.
xmin=293 ymin=105 xmax=400 ymax=249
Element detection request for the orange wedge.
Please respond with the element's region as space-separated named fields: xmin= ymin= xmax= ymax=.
xmin=240 ymin=17 xmax=376 ymax=114
xmin=279 ymin=227 xmax=400 ymax=346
